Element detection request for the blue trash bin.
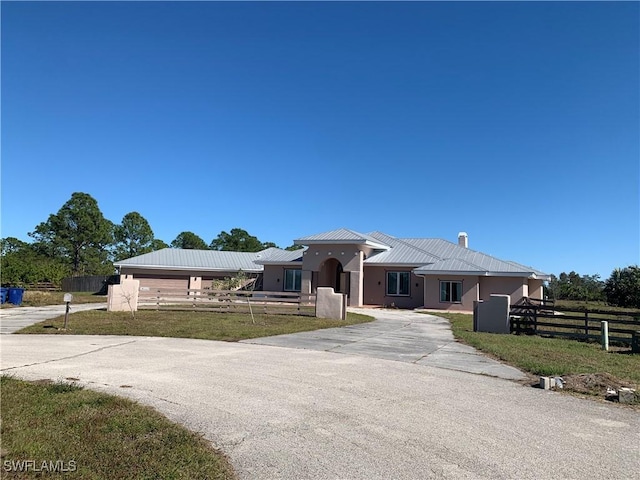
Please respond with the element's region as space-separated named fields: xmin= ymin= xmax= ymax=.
xmin=8 ymin=287 xmax=25 ymax=306
xmin=0 ymin=287 xmax=8 ymax=304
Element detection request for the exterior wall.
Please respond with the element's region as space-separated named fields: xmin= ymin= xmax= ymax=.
xmin=301 ymin=244 xmax=374 ymax=272
xmin=528 ymin=279 xmax=544 ymax=300
xmin=262 ymin=265 xmax=288 ymax=292
xmin=479 ymin=276 xmax=529 ymax=304
xmin=423 ymin=275 xmax=480 ymax=312
xmin=363 ymin=266 xmax=424 ymax=309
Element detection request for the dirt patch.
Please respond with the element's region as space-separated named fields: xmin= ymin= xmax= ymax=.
xmin=561 ymin=373 xmax=634 ymax=396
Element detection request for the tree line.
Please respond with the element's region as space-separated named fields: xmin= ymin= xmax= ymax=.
xmin=1 ymin=192 xmax=300 ymax=286
xmin=546 ymin=268 xmax=640 ymax=308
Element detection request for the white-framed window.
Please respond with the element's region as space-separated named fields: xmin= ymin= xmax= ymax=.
xmin=284 ymin=269 xmax=302 ymax=292
xmin=386 ymin=271 xmax=410 ymax=296
xmin=440 ymin=281 xmax=462 ymax=303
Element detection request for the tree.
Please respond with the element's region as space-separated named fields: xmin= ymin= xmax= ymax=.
xmin=604 ymin=266 xmax=640 ymax=308
xmin=1 ymin=237 xmax=69 ymax=286
xmin=29 ymin=192 xmax=114 ymax=276
xmin=285 ymin=244 xmax=304 ymax=251
xmin=113 ymin=212 xmax=155 ymax=261
xmin=210 ymin=228 xmax=267 ymax=252
xmin=170 ymin=231 xmax=208 ymax=250
xmin=151 ymin=239 xmax=169 ymax=251
xmin=546 ymin=271 xmax=605 ymax=301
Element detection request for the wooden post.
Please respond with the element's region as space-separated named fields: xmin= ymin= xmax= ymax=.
xmin=584 ymin=311 xmax=589 ymax=338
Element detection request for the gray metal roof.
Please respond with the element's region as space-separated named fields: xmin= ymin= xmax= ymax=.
xmin=367 ymin=232 xmax=549 ymax=279
xmin=114 ymin=248 xmax=270 ymax=272
xmin=255 ymin=248 xmax=305 ymax=264
xmin=294 ymin=228 xmax=390 ymax=249
xmin=113 ymin=231 xmax=549 ymax=279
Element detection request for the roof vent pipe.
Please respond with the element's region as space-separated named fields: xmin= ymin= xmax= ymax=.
xmin=458 ymin=232 xmax=468 ymax=248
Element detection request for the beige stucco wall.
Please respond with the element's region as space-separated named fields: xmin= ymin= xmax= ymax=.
xmin=363 ymin=266 xmax=424 ymax=309
xmin=300 ymin=244 xmax=374 ymax=272
xmin=479 ymin=276 xmax=528 ymax=303
xmin=528 ymin=279 xmax=544 ymax=300
xmin=422 ymin=275 xmax=480 ymax=311
xmin=262 ymin=265 xmax=288 ymax=292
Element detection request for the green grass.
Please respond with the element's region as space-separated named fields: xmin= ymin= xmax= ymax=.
xmin=17 ymin=310 xmax=374 ymax=341
xmin=554 ymin=299 xmax=640 ymax=314
xmin=435 ymin=312 xmax=640 ymax=387
xmin=0 ymin=376 xmax=236 ymax=479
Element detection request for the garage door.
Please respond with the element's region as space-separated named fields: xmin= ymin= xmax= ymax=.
xmin=136 ymin=275 xmax=189 ymax=291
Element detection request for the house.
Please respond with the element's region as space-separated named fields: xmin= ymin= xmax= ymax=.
xmin=114 ymin=228 xmax=550 ymax=311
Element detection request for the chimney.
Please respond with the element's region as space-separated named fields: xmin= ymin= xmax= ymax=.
xmin=458 ymin=232 xmax=468 ymax=248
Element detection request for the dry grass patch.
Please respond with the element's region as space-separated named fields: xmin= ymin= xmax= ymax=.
xmin=17 ymin=310 xmax=374 ymax=341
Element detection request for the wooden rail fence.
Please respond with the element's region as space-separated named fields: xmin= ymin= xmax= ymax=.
xmin=138 ymin=288 xmax=317 ymax=316
xmin=510 ymin=302 xmax=640 ymax=350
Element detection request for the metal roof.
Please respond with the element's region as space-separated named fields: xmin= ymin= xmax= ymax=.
xmin=294 ymin=228 xmax=390 ymax=249
xmin=114 ymin=248 xmax=270 ymax=272
xmin=255 ymin=248 xmax=305 ymax=264
xmin=113 ymin=231 xmax=549 ymax=279
xmin=367 ymin=232 xmax=549 ymax=279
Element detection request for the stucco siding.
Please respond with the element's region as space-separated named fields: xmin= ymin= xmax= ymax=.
xmin=528 ymin=279 xmax=544 ymax=300
xmin=422 ymin=275 xmax=480 ymax=311
xmin=479 ymin=277 xmax=529 ymax=303
xmin=363 ymin=266 xmax=424 ymax=309
xmin=262 ymin=265 xmax=287 ymax=292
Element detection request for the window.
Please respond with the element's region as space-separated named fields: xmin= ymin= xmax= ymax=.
xmin=440 ymin=281 xmax=462 ymax=303
xmin=284 ymin=269 xmax=302 ymax=292
xmin=387 ymin=271 xmax=410 ymax=296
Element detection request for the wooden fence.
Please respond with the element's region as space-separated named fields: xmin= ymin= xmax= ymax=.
xmin=510 ymin=302 xmax=640 ymax=350
xmin=62 ymin=275 xmax=119 ymax=294
xmin=138 ymin=288 xmax=317 ymax=316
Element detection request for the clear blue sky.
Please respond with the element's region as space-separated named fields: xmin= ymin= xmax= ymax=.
xmin=2 ymin=2 xmax=638 ymax=279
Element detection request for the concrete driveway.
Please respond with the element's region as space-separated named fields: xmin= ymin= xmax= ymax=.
xmin=0 ymin=303 xmax=107 ymax=334
xmin=244 ymin=308 xmax=526 ymax=380
xmin=2 ymin=332 xmax=638 ymax=479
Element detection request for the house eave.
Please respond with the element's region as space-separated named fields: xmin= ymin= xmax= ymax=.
xmin=294 ymin=239 xmax=391 ymax=250
xmin=413 ymin=269 xmax=549 ymax=279
xmin=115 ymin=264 xmax=264 ymax=273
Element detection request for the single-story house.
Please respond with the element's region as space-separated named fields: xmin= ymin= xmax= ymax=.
xmin=114 ymin=228 xmax=550 ymax=311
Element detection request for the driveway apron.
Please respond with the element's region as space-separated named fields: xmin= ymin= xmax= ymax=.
xmin=242 ymin=308 xmax=526 ymax=380
xmin=0 ymin=304 xmax=107 ymax=334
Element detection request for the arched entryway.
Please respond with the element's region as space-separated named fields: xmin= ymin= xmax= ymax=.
xmin=318 ymin=258 xmax=345 ymax=294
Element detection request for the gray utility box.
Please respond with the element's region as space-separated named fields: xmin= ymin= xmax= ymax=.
xmin=473 ymin=295 xmax=511 ymax=334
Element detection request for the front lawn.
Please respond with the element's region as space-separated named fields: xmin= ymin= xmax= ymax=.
xmin=0 ymin=376 xmax=236 ymax=479
xmin=17 ymin=310 xmax=374 ymax=341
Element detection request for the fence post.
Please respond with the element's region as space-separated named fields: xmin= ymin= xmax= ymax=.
xmin=600 ymin=321 xmax=609 ymax=351
xmin=533 ymin=307 xmax=537 ymax=334
xmin=584 ymin=311 xmax=589 ymax=338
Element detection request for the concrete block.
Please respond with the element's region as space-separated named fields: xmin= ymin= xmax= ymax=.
xmin=618 ymin=388 xmax=637 ymax=404
xmin=540 ymin=377 xmax=552 ymax=390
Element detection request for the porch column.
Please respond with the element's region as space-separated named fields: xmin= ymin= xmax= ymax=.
xmin=301 ymin=270 xmax=312 ymax=295
xmin=349 ymin=270 xmax=363 ymax=307
xmin=348 ymin=251 xmax=364 ymax=307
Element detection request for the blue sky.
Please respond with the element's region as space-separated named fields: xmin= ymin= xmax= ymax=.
xmin=2 ymin=1 xmax=638 ymax=279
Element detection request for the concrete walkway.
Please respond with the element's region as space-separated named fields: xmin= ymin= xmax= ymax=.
xmin=242 ymin=308 xmax=526 ymax=381
xmin=0 ymin=303 xmax=107 ymax=334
